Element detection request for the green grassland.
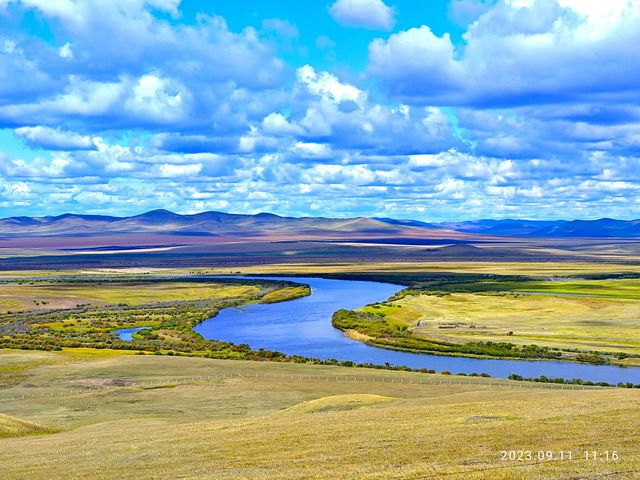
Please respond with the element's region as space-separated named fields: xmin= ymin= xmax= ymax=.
xmin=361 ymin=292 xmax=640 ymax=363
xmin=0 ymin=280 xmax=265 ymax=312
xmin=333 ymin=275 xmax=640 ymax=366
xmin=0 ymin=277 xmax=310 ymax=359
xmin=0 ymin=350 xmax=638 ymax=480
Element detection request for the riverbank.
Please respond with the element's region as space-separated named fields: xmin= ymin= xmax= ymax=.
xmin=2 ymin=270 xmax=639 ymax=383
xmin=332 ymin=308 xmax=632 ymax=367
xmin=0 ymin=276 xmax=311 ymax=360
xmin=194 ymin=276 xmax=640 ymax=384
xmin=321 ymin=274 xmax=640 ymax=367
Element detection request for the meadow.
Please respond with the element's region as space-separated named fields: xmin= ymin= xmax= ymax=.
xmin=6 ymin=259 xmax=640 ymax=279
xmin=0 ymin=277 xmax=310 ymax=360
xmin=1 ymin=349 xmax=638 ymax=480
xmin=3 ymin=268 xmax=640 ymax=367
xmin=184 ymin=260 xmax=640 ymax=277
xmin=0 ymin=279 xmax=265 ymax=312
xmin=314 ymin=268 xmax=640 ymax=367
xmin=352 ymin=279 xmax=640 ymax=365
xmin=385 ymin=292 xmax=640 ymax=359
xmin=0 ymin=265 xmax=639 ymax=478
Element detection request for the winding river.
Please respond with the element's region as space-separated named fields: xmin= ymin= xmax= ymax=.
xmin=192 ymin=276 xmax=640 ymax=384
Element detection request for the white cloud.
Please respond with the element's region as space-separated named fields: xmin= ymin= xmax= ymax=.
xmin=305 ymin=164 xmax=377 ymax=185
xmin=1 ymin=76 xmax=124 ymax=121
xmin=261 ymin=113 xmax=304 ymax=136
xmin=448 ymin=0 xmax=494 ymax=25
xmin=8 ymin=0 xmax=181 ymax=28
xmin=297 ymin=65 xmax=366 ymax=105
xmin=14 ymin=126 xmax=96 ymax=150
xmin=368 ymin=26 xmax=463 ymax=100
xmin=157 ymin=163 xmax=203 ymax=178
xmin=409 ymin=154 xmax=447 ymax=168
xmin=124 ymin=74 xmax=187 ymax=123
xmin=58 ymin=42 xmax=73 ymax=59
xmin=4 ymin=182 xmax=30 ymax=198
xmin=329 ymin=0 xmax=395 ymax=30
xmin=292 ymin=142 xmax=332 ymax=159
xmin=368 ymin=0 xmax=640 ymax=106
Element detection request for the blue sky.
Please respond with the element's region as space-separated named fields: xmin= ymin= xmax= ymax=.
xmin=0 ymin=0 xmax=639 ymax=220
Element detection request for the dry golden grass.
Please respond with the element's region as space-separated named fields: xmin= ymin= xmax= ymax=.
xmin=0 ymin=413 xmax=52 ymax=438
xmin=185 ymin=261 xmax=640 ymax=276
xmin=6 ymin=260 xmax=640 ymax=281
xmin=376 ymin=292 xmax=640 ymax=358
xmin=0 ymin=350 xmax=638 ymax=479
xmin=276 ymin=393 xmax=396 ymax=415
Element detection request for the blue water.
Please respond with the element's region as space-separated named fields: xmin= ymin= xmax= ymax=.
xmin=193 ymin=277 xmax=640 ymax=384
xmin=115 ymin=327 xmax=150 ymax=341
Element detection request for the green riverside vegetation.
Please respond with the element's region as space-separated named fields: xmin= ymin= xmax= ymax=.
xmin=0 ymin=277 xmax=310 ymax=361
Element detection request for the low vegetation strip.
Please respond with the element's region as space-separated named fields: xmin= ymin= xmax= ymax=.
xmin=332 ymin=309 xmax=568 ymax=361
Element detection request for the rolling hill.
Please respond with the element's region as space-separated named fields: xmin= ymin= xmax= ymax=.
xmin=0 ymin=210 xmax=448 ymax=238
xmin=1 ymin=211 xmax=640 ymax=250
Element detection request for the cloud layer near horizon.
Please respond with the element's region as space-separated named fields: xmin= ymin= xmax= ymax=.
xmin=0 ymin=0 xmax=639 ymax=220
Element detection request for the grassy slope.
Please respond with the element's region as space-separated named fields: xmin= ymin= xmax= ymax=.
xmin=0 ymin=350 xmax=638 ymax=479
xmin=0 ymin=414 xmax=53 ymax=438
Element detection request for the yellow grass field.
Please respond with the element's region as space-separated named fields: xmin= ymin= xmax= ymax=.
xmin=187 ymin=261 xmax=640 ymax=276
xmin=370 ymin=292 xmax=640 ymax=359
xmin=0 ymin=281 xmax=263 ymax=313
xmin=0 ymin=350 xmax=638 ymax=479
xmin=5 ymin=260 xmax=640 ymax=279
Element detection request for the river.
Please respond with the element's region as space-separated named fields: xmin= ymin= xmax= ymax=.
xmin=191 ymin=276 xmax=640 ymax=384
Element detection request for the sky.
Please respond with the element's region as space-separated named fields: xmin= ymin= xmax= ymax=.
xmin=0 ymin=0 xmax=639 ymax=221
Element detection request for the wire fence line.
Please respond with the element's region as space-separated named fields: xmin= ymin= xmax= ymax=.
xmin=0 ymin=372 xmax=609 ymax=403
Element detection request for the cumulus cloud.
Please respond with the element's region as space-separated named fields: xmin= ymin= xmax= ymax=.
xmin=261 ymin=113 xmax=304 ymax=136
xmin=124 ymin=74 xmax=187 ymax=123
xmin=157 ymin=163 xmax=203 ymax=178
xmin=0 ymin=1 xmax=286 ymax=133
xmin=329 ymin=0 xmax=395 ymax=30
xmin=0 ymin=0 xmax=639 ymax=221
xmin=368 ymin=26 xmax=463 ymax=101
xmin=14 ymin=126 xmax=96 ymax=150
xmin=368 ymin=0 xmax=640 ymax=107
xmin=448 ymin=0 xmax=495 ymax=25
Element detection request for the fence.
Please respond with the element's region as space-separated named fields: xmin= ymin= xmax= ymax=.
xmin=0 ymin=372 xmax=608 ymax=402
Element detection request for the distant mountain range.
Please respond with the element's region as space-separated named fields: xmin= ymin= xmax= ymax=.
xmin=1 ymin=210 xmax=640 ymax=241
xmin=0 ymin=209 xmax=452 ymax=241
xmin=375 ymin=217 xmax=640 ymax=238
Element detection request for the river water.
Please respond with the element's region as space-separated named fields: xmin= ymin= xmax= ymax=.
xmin=192 ymin=276 xmax=640 ymax=384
